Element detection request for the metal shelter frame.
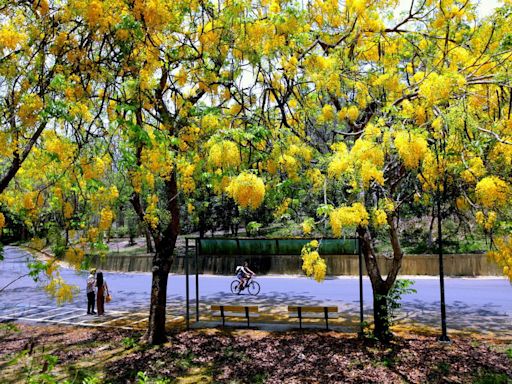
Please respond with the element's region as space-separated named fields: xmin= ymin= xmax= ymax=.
xmin=184 ymin=237 xmax=364 ymax=333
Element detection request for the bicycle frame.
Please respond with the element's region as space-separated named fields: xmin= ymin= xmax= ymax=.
xmin=236 ymin=275 xmax=254 ymax=290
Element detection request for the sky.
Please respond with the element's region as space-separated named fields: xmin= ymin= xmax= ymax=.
xmin=475 ymin=0 xmax=500 ymax=16
xmin=397 ymin=0 xmax=501 ymax=18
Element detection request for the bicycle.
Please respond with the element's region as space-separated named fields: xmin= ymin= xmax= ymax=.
xmin=230 ymin=275 xmax=260 ymax=295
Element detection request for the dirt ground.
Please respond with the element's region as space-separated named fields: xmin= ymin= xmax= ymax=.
xmin=0 ymin=323 xmax=511 ymax=383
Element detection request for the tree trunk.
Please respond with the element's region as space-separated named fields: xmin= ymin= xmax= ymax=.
xmin=427 ymin=209 xmax=435 ymax=249
xmin=0 ymin=122 xmax=46 ymax=195
xmin=373 ymin=285 xmax=392 ymax=343
xmin=146 ymin=228 xmax=154 ymax=253
xmin=145 ymin=247 xmax=171 ymax=345
xmin=145 ymin=170 xmax=180 ymax=345
xmin=358 ymin=216 xmax=403 ymax=343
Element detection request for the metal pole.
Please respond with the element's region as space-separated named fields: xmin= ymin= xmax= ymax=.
xmin=195 ymin=238 xmax=199 ymax=322
xmin=437 ymin=188 xmax=450 ymax=342
xmin=185 ymin=238 xmax=190 ymax=330
xmin=358 ymin=238 xmax=364 ymax=337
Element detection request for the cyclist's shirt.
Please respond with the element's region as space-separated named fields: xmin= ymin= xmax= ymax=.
xmin=235 ymin=266 xmax=249 ymax=279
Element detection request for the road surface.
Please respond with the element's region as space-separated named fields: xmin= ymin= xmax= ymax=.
xmin=1 ymin=246 xmax=511 ymax=334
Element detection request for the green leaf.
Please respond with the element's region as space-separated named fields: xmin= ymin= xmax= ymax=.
xmin=316 ymin=204 xmax=334 ymax=216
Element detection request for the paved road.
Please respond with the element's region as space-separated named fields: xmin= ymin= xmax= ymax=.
xmin=1 ymin=246 xmax=511 ymax=334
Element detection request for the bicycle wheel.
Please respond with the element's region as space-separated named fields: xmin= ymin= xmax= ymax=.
xmin=230 ymin=280 xmax=241 ymax=294
xmin=248 ymin=281 xmax=260 ymax=295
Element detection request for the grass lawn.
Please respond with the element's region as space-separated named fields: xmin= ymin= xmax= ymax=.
xmin=0 ymin=323 xmax=511 ymax=383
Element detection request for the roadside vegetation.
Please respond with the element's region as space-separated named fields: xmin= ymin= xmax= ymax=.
xmin=1 ymin=324 xmax=511 ymax=384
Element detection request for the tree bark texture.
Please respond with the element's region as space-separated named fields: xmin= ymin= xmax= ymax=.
xmin=146 ymin=228 xmax=154 ymax=253
xmin=145 ymin=249 xmax=171 ymax=345
xmin=357 ymin=216 xmax=404 ymax=343
xmin=0 ymin=122 xmax=47 ymax=195
xmin=145 ymin=170 xmax=180 ymax=345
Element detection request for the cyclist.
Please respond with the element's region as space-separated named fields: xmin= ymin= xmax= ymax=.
xmin=235 ymin=261 xmax=255 ymax=292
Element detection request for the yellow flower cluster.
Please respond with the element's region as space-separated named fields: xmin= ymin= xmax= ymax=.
xmin=418 ymin=151 xmax=445 ymax=191
xmin=346 ymin=105 xmax=359 ymax=122
xmin=81 ymin=156 xmax=109 ymax=180
xmin=44 ymin=273 xmax=78 ymax=305
xmin=301 ymin=218 xmax=315 ymax=235
xmin=213 ymin=175 xmax=232 ymax=195
xmin=180 ymin=125 xmax=201 ymax=151
xmin=461 ymin=157 xmax=486 ymax=183
xmin=475 ymin=211 xmax=497 ymax=231
xmin=85 ymin=0 xmax=103 ymax=26
xmin=89 ymin=186 xmax=119 ymax=211
xmin=282 ymin=55 xmax=298 ymax=76
xmin=274 ymin=198 xmax=291 ymax=217
xmin=242 ymin=18 xmax=287 ymax=56
xmin=288 ymin=144 xmax=312 ymax=163
xmin=328 ymin=143 xmax=352 ymax=179
xmin=330 ymin=202 xmax=369 ymax=237
xmin=361 ymin=162 xmax=384 ymax=187
xmin=455 ymin=196 xmax=468 ymax=211
xmin=130 ymin=170 xmax=143 ymax=193
xmin=320 ymin=104 xmax=336 ymax=122
xmin=99 ymin=208 xmax=114 ymax=231
xmin=364 ymin=123 xmax=381 ymax=140
xmin=301 ymin=240 xmax=326 ymax=282
xmin=269 ymin=0 xmax=280 ymax=14
xmin=373 ymin=209 xmax=388 ymax=227
xmin=328 ymin=139 xmax=386 ymax=188
xmin=69 ymin=102 xmax=93 ymax=122
xmin=278 ymin=154 xmax=299 ymax=180
xmin=306 ymin=168 xmax=325 ymax=191
xmin=134 ymin=0 xmax=172 ymax=31
xmin=345 ymin=0 xmax=366 ymax=15
xmin=394 ymin=131 xmax=428 ymax=169
xmin=490 ymin=142 xmax=512 ymax=167
xmin=0 ymin=24 xmax=27 ymax=50
xmin=487 ymin=236 xmax=512 ymax=281
xmin=144 ymin=194 xmax=159 ymax=230
xmin=226 ymin=172 xmax=266 ymax=210
xmin=178 ymin=162 xmax=196 ymax=193
xmin=208 ymin=141 xmax=241 ymax=168
xmin=18 ymin=94 xmax=44 ymax=126
xmin=418 ymin=72 xmax=464 ymax=105
xmin=141 ymin=146 xmax=173 ymax=177
xmin=63 ymin=202 xmax=74 ymax=219
xmin=88 ymin=227 xmax=99 ymax=242
xmin=351 ymin=139 xmax=384 ymax=167
xmin=201 ymin=114 xmax=222 ymax=132
xmin=64 ymin=247 xmax=85 ymax=268
xmin=475 ymin=176 xmax=510 ymax=208
xmin=0 ymin=212 xmax=5 ymax=230
xmin=23 ymin=193 xmax=36 ymax=210
xmin=0 ymin=132 xmax=8 ymax=156
xmin=44 ymin=131 xmax=76 ymax=167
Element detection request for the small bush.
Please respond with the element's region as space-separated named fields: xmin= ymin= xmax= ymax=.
xmin=28 ymin=237 xmax=46 ymax=251
xmin=52 ymin=244 xmax=67 ymax=259
xmin=113 ymin=226 xmax=128 ymax=239
xmin=122 ymin=337 xmax=138 ymax=348
xmin=473 ymin=371 xmax=511 ymax=384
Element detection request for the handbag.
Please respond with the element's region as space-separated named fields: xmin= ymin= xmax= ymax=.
xmin=105 ymin=292 xmax=112 ymax=303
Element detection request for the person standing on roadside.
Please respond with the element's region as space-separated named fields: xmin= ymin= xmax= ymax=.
xmin=86 ymin=269 xmax=97 ymax=315
xmin=96 ymin=271 xmax=109 ymax=316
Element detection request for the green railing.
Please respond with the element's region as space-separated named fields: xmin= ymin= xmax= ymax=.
xmin=196 ymin=238 xmax=359 ymax=256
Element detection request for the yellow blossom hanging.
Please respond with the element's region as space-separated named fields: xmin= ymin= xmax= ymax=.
xmin=226 ymin=172 xmax=266 ymax=210
xmin=301 ymin=240 xmax=326 ymax=282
